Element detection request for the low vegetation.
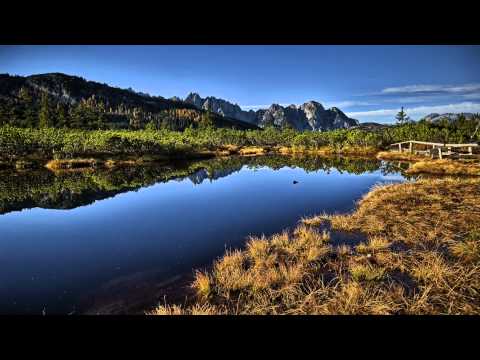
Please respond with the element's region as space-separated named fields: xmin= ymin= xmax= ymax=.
xmin=405 ymin=159 xmax=480 ymax=176
xmin=376 ymin=151 xmax=425 ymax=162
xmin=150 ymin=177 xmax=480 ymax=315
xmin=2 ymin=116 xmax=479 ymax=167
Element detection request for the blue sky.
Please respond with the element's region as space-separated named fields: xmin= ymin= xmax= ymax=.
xmin=1 ymin=45 xmax=479 ymax=123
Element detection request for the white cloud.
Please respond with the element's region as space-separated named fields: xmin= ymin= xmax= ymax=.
xmin=462 ymin=93 xmax=480 ymax=100
xmin=347 ymin=102 xmax=480 ymax=123
xmin=381 ymin=83 xmax=480 ymax=95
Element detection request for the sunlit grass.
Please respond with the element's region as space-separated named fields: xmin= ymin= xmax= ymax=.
xmin=376 ymin=151 xmax=424 ymax=162
xmin=350 ymin=263 xmax=386 ymax=281
xmin=405 ymin=159 xmax=480 ymax=176
xmin=238 ymin=146 xmax=267 ymax=155
xmin=46 ymin=158 xmax=98 ymax=170
xmin=149 ymin=176 xmax=480 ymax=315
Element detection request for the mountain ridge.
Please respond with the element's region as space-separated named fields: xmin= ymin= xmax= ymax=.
xmin=184 ymin=92 xmax=360 ymax=131
xmin=421 ymin=112 xmax=477 ymax=123
xmin=0 ymin=73 xmax=258 ymax=130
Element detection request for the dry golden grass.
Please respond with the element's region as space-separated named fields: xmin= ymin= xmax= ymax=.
xmin=376 ymin=151 xmax=424 ymax=162
xmin=277 ymin=146 xmax=378 ymax=157
xmin=405 ymin=159 xmax=480 ymax=176
xmin=217 ymin=144 xmax=240 ymax=156
xmin=149 ymin=303 xmax=223 ymax=315
xmin=47 ymin=158 xmax=148 ymax=171
xmin=350 ymin=263 xmax=386 ymax=281
xmin=356 ymin=236 xmax=389 ymax=254
xmin=449 ymin=231 xmax=480 ymax=263
xmin=377 ymin=150 xmax=480 ymax=176
xmin=45 ymin=158 xmax=98 ymax=170
xmin=148 ymin=177 xmax=480 ymax=315
xmin=192 ymin=271 xmax=212 ymax=299
xmin=104 ymin=159 xmax=137 ymax=168
xmin=238 ymin=146 xmax=267 ymax=156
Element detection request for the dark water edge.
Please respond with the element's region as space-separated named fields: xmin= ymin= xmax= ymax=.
xmin=79 ymin=225 xmax=370 ymax=315
xmin=0 ymin=155 xmax=406 ymax=315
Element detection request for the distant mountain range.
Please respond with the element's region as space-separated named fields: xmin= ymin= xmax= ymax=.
xmin=0 ymin=73 xmax=359 ymax=131
xmin=184 ymin=92 xmax=359 ymax=131
xmin=421 ymin=113 xmax=477 ymax=123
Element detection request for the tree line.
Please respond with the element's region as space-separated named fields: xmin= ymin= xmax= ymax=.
xmin=0 ymin=87 xmax=232 ymax=131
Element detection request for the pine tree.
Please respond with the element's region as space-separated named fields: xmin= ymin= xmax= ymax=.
xmin=0 ymin=102 xmax=8 ymax=126
xmin=70 ymin=102 xmax=86 ymax=129
xmin=18 ymin=87 xmax=37 ymax=127
xmin=199 ymin=110 xmax=215 ymax=129
xmin=38 ymin=92 xmax=53 ymax=128
xmin=96 ymin=100 xmax=107 ymax=129
xmin=56 ymin=103 xmax=69 ymax=128
xmin=129 ymin=107 xmax=143 ymax=129
xmin=395 ymin=107 xmax=408 ymax=125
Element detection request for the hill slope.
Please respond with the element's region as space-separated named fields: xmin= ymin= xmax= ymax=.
xmin=0 ymin=73 xmax=258 ymax=130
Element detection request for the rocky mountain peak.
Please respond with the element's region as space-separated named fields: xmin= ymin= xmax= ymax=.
xmin=185 ymin=92 xmax=204 ymax=108
xmin=184 ymin=93 xmax=359 ymax=131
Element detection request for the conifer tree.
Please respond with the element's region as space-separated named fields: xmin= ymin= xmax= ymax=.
xmin=395 ymin=107 xmax=408 ymax=125
xmin=56 ymin=103 xmax=69 ymax=128
xmin=38 ymin=92 xmax=53 ymax=128
xmin=17 ymin=87 xmax=36 ymax=127
xmin=96 ymin=100 xmax=107 ymax=129
xmin=70 ymin=102 xmax=86 ymax=129
xmin=199 ymin=110 xmax=215 ymax=129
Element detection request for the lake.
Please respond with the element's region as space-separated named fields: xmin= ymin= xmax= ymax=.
xmin=0 ymin=155 xmax=406 ymax=314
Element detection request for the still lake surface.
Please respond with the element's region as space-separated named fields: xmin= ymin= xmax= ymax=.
xmin=0 ymin=155 xmax=405 ymax=314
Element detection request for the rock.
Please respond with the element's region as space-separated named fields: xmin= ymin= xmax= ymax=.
xmin=185 ymin=92 xmax=359 ymax=131
xmin=185 ymin=92 xmax=257 ymax=124
xmin=422 ymin=113 xmax=475 ymax=123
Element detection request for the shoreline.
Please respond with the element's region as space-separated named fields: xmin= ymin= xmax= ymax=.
xmin=0 ymin=145 xmax=381 ymax=171
xmin=150 ymin=175 xmax=480 ymax=315
xmin=2 ymin=147 xmax=479 ymax=177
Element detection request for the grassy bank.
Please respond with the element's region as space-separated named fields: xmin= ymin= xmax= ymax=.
xmin=0 ymin=125 xmax=389 ymax=171
xmin=376 ymin=151 xmax=425 ymax=162
xmin=405 ymin=159 xmax=480 ymax=176
xmin=2 ymin=125 xmax=479 ymax=171
xmin=377 ymin=151 xmax=480 ymax=176
xmin=149 ymin=177 xmax=480 ymax=315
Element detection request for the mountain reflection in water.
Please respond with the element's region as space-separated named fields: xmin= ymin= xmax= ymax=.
xmin=0 ymin=155 xmax=406 ymax=314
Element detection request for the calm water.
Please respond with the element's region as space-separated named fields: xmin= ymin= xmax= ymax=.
xmin=0 ymin=155 xmax=405 ymax=314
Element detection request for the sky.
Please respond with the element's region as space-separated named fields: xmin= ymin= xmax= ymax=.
xmin=1 ymin=45 xmax=479 ymax=123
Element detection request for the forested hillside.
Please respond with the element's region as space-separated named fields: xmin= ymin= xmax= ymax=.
xmin=0 ymin=73 xmax=258 ymax=130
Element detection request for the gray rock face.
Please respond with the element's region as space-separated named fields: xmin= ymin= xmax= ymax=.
xmin=185 ymin=93 xmax=257 ymax=124
xmin=422 ymin=113 xmax=475 ymax=123
xmin=185 ymin=93 xmax=358 ymax=131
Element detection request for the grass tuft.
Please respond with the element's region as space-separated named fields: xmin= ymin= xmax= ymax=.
xmin=350 ymin=263 xmax=386 ymax=281
xmin=193 ymin=271 xmax=212 ymax=299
